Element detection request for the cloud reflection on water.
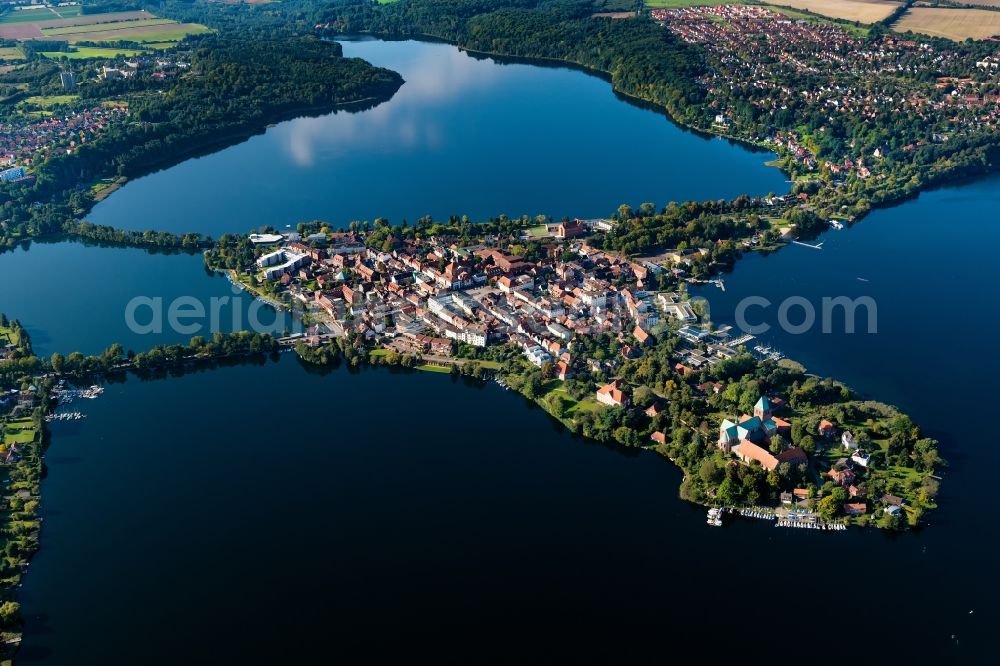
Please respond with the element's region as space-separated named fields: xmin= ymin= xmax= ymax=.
xmin=283 ymin=43 xmax=502 ymax=167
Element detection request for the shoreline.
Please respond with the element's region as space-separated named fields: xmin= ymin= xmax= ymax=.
xmin=342 ymin=31 xmax=998 ymax=232
xmin=219 ymin=244 xmax=936 ymax=534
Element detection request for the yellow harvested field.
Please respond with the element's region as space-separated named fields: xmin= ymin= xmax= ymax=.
xmin=894 ymin=7 xmax=1000 ymax=41
xmin=767 ymin=0 xmax=902 ymax=23
xmin=945 ymin=0 xmax=1000 ymax=7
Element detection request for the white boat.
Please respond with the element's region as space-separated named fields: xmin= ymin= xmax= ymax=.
xmin=707 ymin=508 xmax=723 ymax=527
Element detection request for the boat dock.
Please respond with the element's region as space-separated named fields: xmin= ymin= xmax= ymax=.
xmin=45 ymin=412 xmax=85 ymax=422
xmin=710 ymin=505 xmax=848 ymax=532
xmin=53 ymin=384 xmax=104 ymax=406
xmin=791 ymin=240 xmax=823 ymax=250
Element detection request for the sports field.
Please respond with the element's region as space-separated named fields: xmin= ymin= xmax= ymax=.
xmin=894 ymin=7 xmax=1000 ymax=41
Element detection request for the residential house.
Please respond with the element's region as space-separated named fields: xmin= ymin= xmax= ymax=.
xmin=844 ymin=502 xmax=867 ymax=516
xmin=596 ymin=379 xmax=630 ymax=408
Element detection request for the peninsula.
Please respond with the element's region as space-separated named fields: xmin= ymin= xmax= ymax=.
xmin=206 ymin=212 xmax=943 ymax=534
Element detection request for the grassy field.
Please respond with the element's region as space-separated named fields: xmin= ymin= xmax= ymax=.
xmin=41 ymin=46 xmax=146 ymax=59
xmin=765 ymin=0 xmax=901 ymax=23
xmin=63 ymin=23 xmax=210 ymax=44
xmin=2 ymin=417 xmax=38 ymax=447
xmin=0 ymin=323 xmax=21 ymax=349
xmin=0 ymin=7 xmax=61 ymax=24
xmin=0 ymin=46 xmax=23 ymax=60
xmin=21 ymin=94 xmax=79 ymax=108
xmin=894 ymin=7 xmax=1000 ymax=40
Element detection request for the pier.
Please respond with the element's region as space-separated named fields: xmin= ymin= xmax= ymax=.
xmin=728 ymin=333 xmax=755 ymax=346
xmin=45 ymin=412 xmax=85 ymax=422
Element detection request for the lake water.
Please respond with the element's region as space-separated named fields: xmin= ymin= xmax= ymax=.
xmin=6 ymin=40 xmax=998 ymax=663
xmin=16 ymin=356 xmax=986 ymax=663
xmin=84 ymin=39 xmax=788 ymax=237
xmin=0 ymin=241 xmax=289 ymax=358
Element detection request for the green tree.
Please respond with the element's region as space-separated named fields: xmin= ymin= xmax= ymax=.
xmin=818 ymin=495 xmax=840 ymax=520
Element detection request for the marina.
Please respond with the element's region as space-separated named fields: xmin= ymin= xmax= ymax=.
xmin=753 ymin=344 xmax=784 ymax=361
xmin=53 ymin=384 xmax=104 ymax=406
xmin=706 ymin=508 xmax=723 ymax=527
xmin=708 ymin=506 xmax=847 ymax=531
xmin=44 ymin=412 xmax=85 ymax=422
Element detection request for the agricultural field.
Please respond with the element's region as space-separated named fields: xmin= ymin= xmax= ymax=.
xmin=0 ymin=9 xmax=208 ymax=47
xmin=765 ymin=0 xmax=902 ymax=23
xmin=941 ymin=0 xmax=1000 ymax=7
xmin=41 ymin=18 xmax=176 ymax=36
xmin=0 ymin=5 xmax=80 ymax=24
xmin=40 ymin=46 xmax=146 ymax=59
xmin=0 ymin=46 xmax=24 ymax=60
xmin=894 ymin=7 xmax=1000 ymax=40
xmin=62 ymin=23 xmax=210 ymax=44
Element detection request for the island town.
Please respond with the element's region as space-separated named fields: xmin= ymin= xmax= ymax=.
xmin=201 ymin=212 xmax=942 ymax=533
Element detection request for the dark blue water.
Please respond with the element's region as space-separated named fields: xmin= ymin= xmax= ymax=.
xmin=5 ymin=40 xmax=998 ymax=665
xmin=0 ymin=241 xmax=289 ymax=357
xmin=17 ymin=356 xmax=985 ymax=664
xmin=84 ymin=39 xmax=788 ymax=237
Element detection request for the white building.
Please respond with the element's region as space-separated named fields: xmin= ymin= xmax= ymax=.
xmin=524 ymin=346 xmax=552 ymax=367
xmin=256 ymin=248 xmax=310 ymax=280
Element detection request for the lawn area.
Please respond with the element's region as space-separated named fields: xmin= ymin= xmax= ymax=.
xmin=567 ymin=396 xmax=602 ymax=416
xmin=416 ymin=363 xmax=452 ymax=373
xmin=21 ymin=94 xmax=78 ymax=108
xmin=537 ymin=379 xmax=603 ymax=419
xmin=2 ymin=418 xmax=37 ymax=446
xmin=42 ymin=46 xmax=146 ymax=59
xmin=0 ymin=324 xmax=21 ymax=348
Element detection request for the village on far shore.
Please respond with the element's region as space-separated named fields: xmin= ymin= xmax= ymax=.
xmin=206 ymin=213 xmax=942 ymax=532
